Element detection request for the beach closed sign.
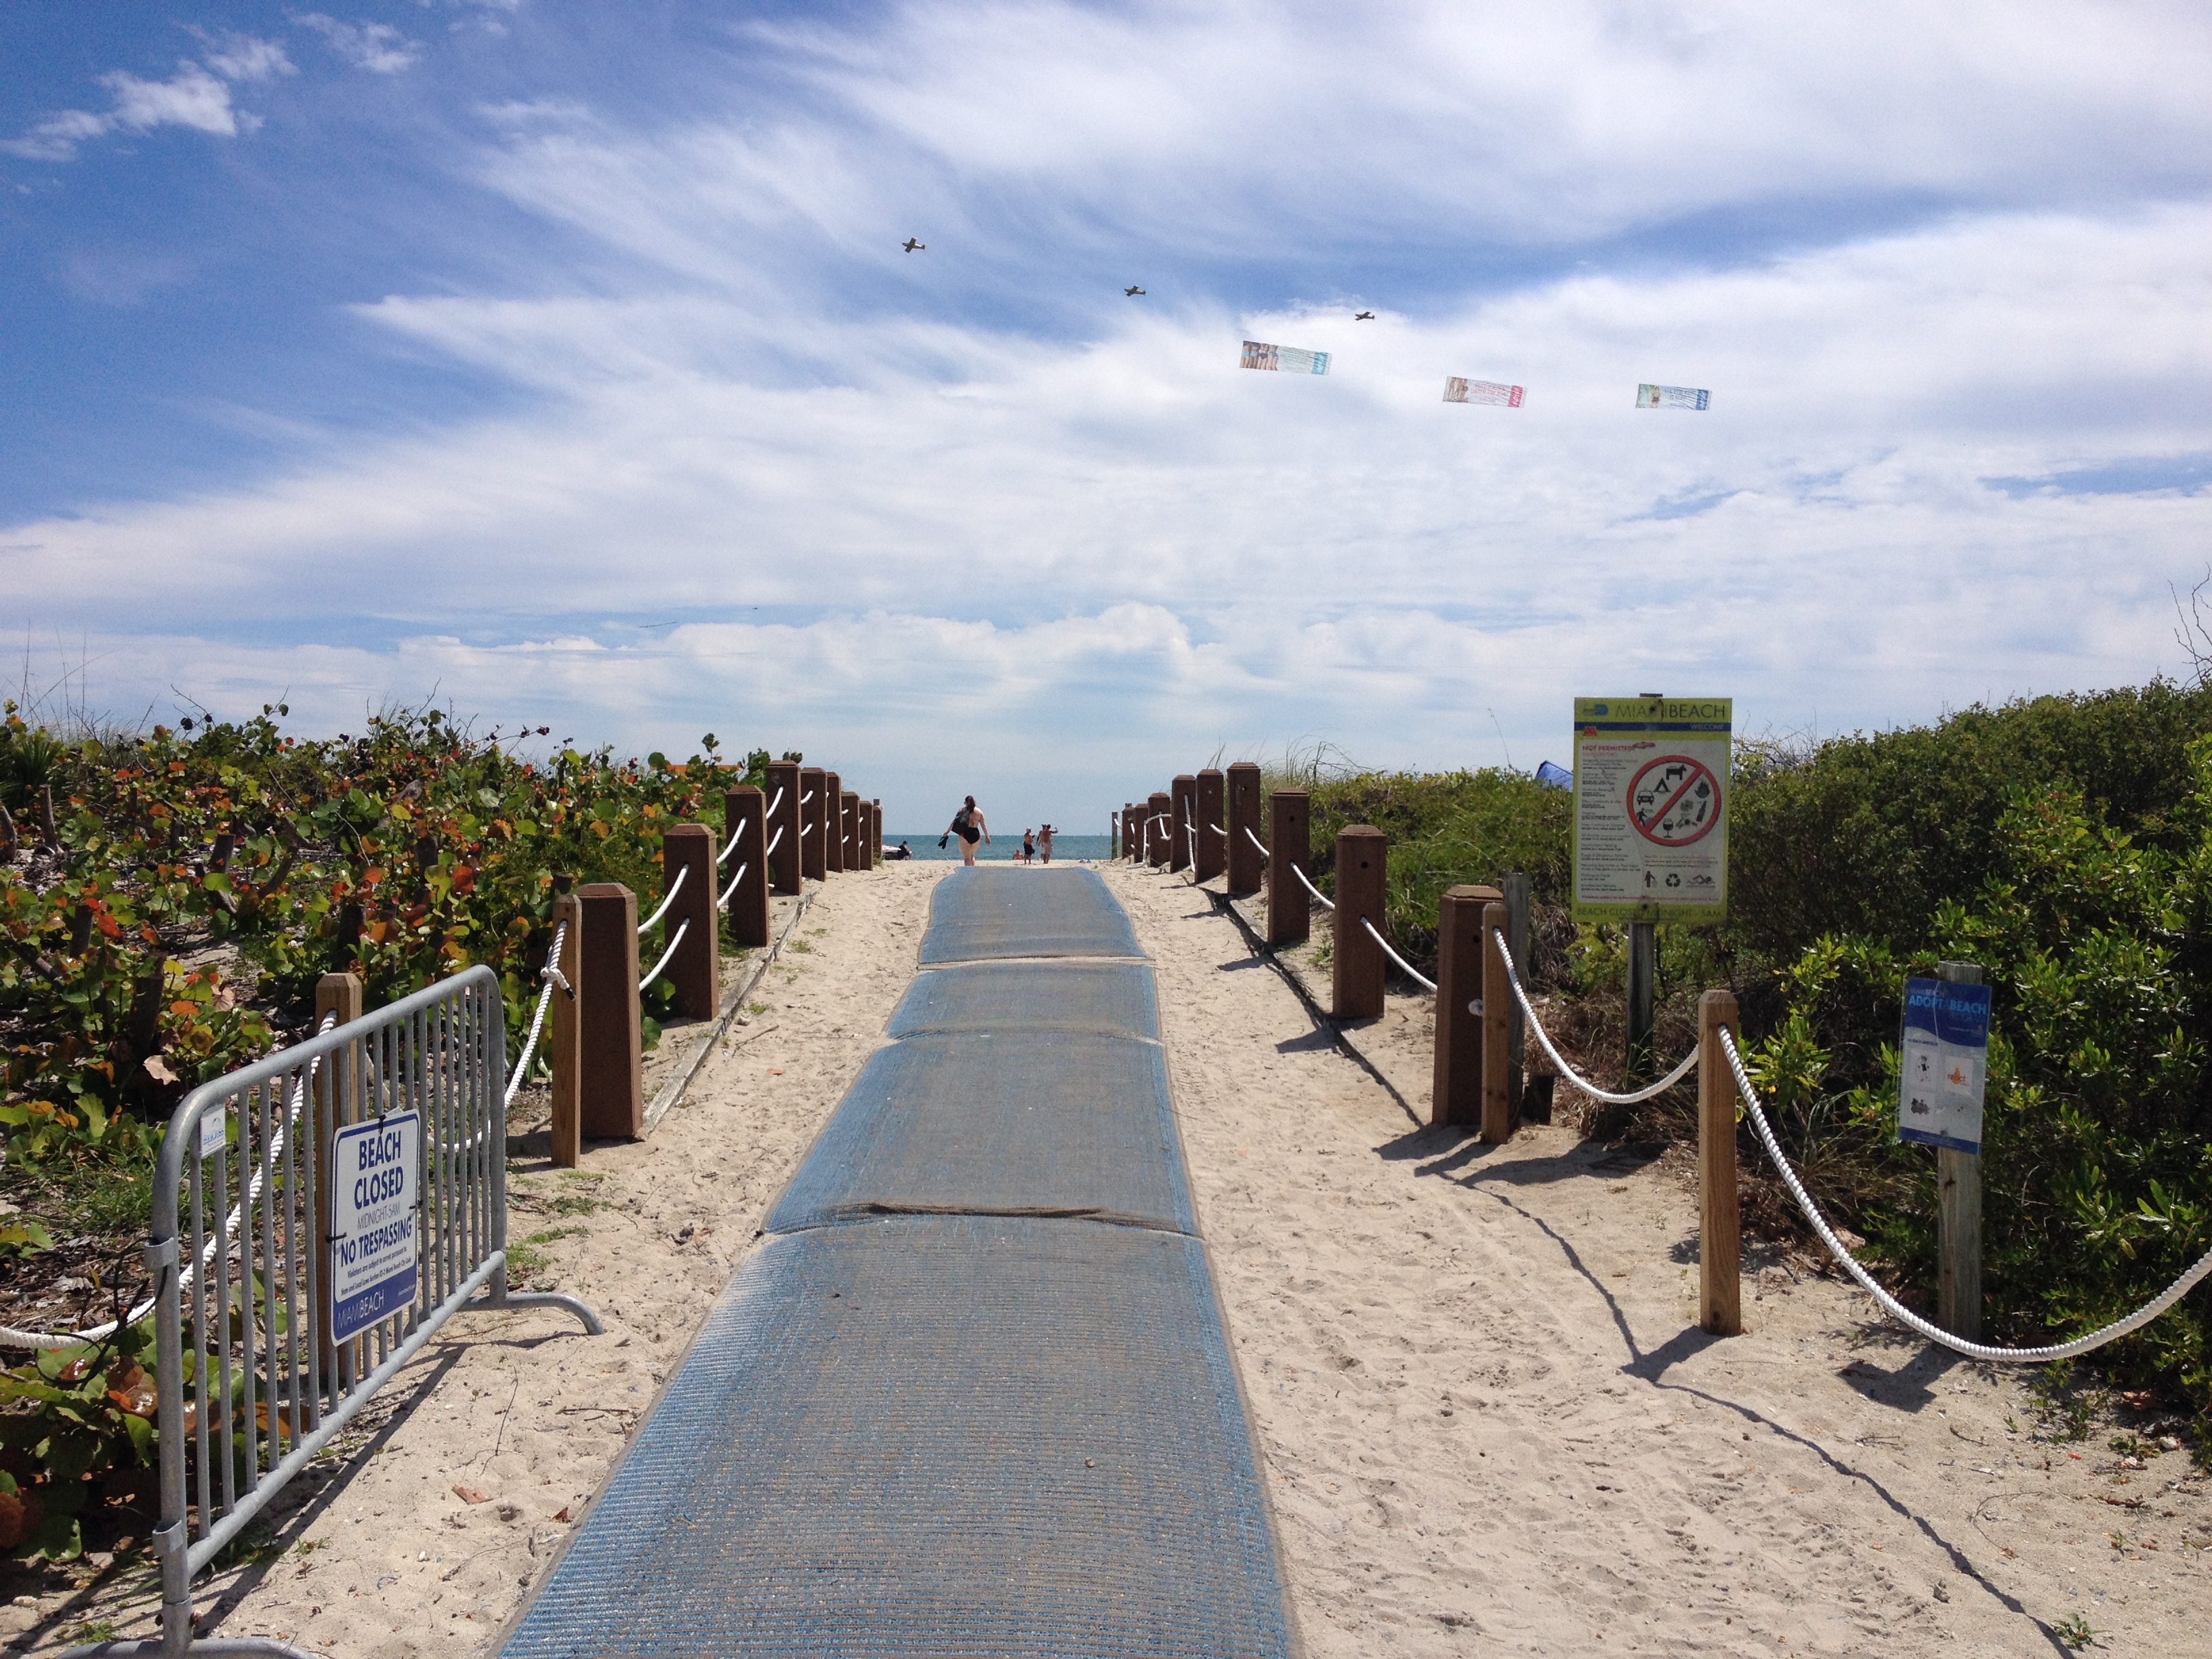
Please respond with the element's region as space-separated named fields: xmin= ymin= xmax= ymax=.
xmin=330 ymin=1112 xmax=420 ymax=1343
xmin=1570 ymin=697 xmax=1732 ymax=924
xmin=1898 ymin=978 xmax=1992 ymax=1155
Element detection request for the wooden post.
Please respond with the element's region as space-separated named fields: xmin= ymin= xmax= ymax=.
xmin=312 ymin=972 xmax=364 ymax=1395
xmin=872 ymin=800 xmax=883 ymax=861
xmin=1626 ymin=921 xmax=1657 ymax=1084
xmin=547 ymin=892 xmax=582 ymax=1168
xmin=724 ymin=787 xmax=770 ymax=946
xmin=1481 ymin=901 xmax=1513 ymax=1141
xmin=1937 ymin=959 xmax=1984 ymax=1341
xmin=766 ymin=761 xmax=802 ymax=897
xmin=1194 ymin=769 xmax=1226 ymax=882
xmin=855 ymin=798 xmax=874 ymax=871
xmin=658 ymin=826 xmax=719 ymax=1021
xmin=840 ymin=791 xmax=859 ymax=873
xmin=1225 ymin=763 xmax=1262 ymax=894
xmin=1169 ymin=776 xmax=1196 ymax=873
xmin=577 ymin=882 xmax=643 ymax=1140
xmin=800 ymin=767 xmax=827 ymax=880
xmin=1266 ymin=790 xmax=1311 ymax=947
xmin=1331 ymin=823 xmax=1387 ymax=1019
xmin=1698 ymin=989 xmax=1742 ymax=1336
xmin=1500 ymin=872 xmax=1532 ymax=1117
xmin=1431 ymin=884 xmax=1500 ymax=1128
xmin=1147 ymin=791 xmax=1172 ymax=867
xmin=821 ymin=771 xmax=844 ymax=874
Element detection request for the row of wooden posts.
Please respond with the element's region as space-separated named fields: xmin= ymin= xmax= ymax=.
xmin=1115 ymin=764 xmax=1749 ymax=1338
xmin=532 ymin=761 xmax=882 ymax=1167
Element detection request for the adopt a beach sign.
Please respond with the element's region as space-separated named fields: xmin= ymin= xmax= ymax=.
xmin=1570 ymin=697 xmax=1731 ymax=924
xmin=1898 ymin=979 xmax=1992 ymax=1155
xmin=330 ymin=1112 xmax=421 ymax=1343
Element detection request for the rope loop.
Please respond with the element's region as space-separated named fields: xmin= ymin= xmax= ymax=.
xmin=718 ymin=817 xmax=750 ymax=865
xmin=1358 ymin=916 xmax=1437 ymax=993
xmin=637 ymin=862 xmax=689 ymax=935
xmin=1288 ymin=859 xmax=1336 ymax=912
xmin=1719 ymin=1026 xmax=2212 ymax=1363
xmin=718 ymin=862 xmax=747 ymax=909
xmin=1243 ymin=825 xmax=1270 ymax=861
xmin=1492 ymin=929 xmax=1695 ymax=1104
xmin=639 ymin=918 xmax=689 ymax=989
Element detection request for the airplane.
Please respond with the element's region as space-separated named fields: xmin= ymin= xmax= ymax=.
xmin=1353 ymin=310 xmax=1374 ymax=321
xmin=902 ymin=238 xmax=925 ymax=252
xmin=1125 ymin=285 xmax=1145 ymax=296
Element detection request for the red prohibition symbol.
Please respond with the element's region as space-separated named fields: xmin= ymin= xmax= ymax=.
xmin=1629 ymin=754 xmax=1721 ymax=846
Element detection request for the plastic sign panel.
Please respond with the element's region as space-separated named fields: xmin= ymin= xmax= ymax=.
xmin=1241 ymin=340 xmax=1330 ymax=375
xmin=1444 ymin=377 xmax=1523 ymax=406
xmin=1898 ymin=979 xmax=1992 ymax=1154
xmin=330 ymin=1112 xmax=420 ymax=1343
xmin=1570 ymin=697 xmax=1731 ymax=923
xmin=1635 ymin=383 xmax=1710 ymax=410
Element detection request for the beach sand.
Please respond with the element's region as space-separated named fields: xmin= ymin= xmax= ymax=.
xmin=18 ymin=857 xmax=2207 ymax=1656
xmin=1105 ymin=859 xmax=2209 ymax=1658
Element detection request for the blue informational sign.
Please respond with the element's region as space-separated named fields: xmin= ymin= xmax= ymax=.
xmin=330 ymin=1112 xmax=421 ymax=1343
xmin=1898 ymin=978 xmax=1992 ymax=1154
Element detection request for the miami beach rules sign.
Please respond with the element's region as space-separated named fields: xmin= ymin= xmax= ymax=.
xmin=330 ymin=1112 xmax=421 ymax=1343
xmin=1570 ymin=697 xmax=1732 ymax=924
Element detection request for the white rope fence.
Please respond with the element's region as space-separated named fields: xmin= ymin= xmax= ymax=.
xmin=502 ymin=918 xmax=570 ymax=1109
xmin=1244 ymin=825 xmax=1270 ymax=862
xmin=636 ymin=863 xmax=688 ymax=935
xmin=1494 ymin=928 xmax=1697 ymax=1105
xmin=718 ymin=817 xmax=749 ymax=865
xmin=1359 ymin=916 xmax=1437 ymax=994
xmin=638 ymin=918 xmax=689 ymax=990
xmin=1288 ymin=859 xmax=1335 ymax=912
xmin=764 ymin=824 xmax=785 ymax=859
xmin=0 ymin=1008 xmax=344 ymax=1351
xmin=718 ymin=862 xmax=747 ymax=909
xmin=1717 ymin=1027 xmax=2212 ymax=1363
xmin=764 ymin=786 xmax=784 ymax=819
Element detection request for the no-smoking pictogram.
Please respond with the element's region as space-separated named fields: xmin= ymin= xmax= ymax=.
xmin=1629 ymin=754 xmax=1721 ymax=846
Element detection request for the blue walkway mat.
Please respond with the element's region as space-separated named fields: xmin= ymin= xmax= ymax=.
xmin=501 ymin=862 xmax=1295 ymax=1659
xmin=764 ymin=1030 xmax=1193 ymax=1235
xmin=500 ymin=1216 xmax=1293 ymax=1659
xmin=887 ymin=960 xmax=1162 ymax=1040
xmin=918 ymin=867 xmax=1143 ymax=964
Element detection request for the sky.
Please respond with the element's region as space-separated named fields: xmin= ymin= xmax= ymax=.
xmin=5 ymin=1 xmax=2211 ymax=833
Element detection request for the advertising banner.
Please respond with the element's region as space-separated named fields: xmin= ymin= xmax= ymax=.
xmin=1635 ymin=383 xmax=1710 ymax=410
xmin=1242 ymin=340 xmax=1330 ymax=375
xmin=1570 ymin=697 xmax=1732 ymax=923
xmin=1445 ymin=377 xmax=1523 ymax=406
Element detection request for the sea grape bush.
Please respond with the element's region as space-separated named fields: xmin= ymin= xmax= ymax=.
xmin=0 ymin=703 xmax=767 ymax=1168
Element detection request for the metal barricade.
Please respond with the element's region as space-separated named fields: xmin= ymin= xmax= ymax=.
xmin=87 ymin=966 xmax=600 ymax=1658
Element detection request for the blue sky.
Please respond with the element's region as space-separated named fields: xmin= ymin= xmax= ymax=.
xmin=6 ymin=1 xmax=2211 ymax=832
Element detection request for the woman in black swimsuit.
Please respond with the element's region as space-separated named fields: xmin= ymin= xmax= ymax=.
xmin=945 ymin=795 xmax=990 ymax=866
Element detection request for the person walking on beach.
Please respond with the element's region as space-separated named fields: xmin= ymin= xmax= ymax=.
xmin=1019 ymin=828 xmax=1037 ymax=864
xmin=1037 ymin=823 xmax=1054 ymax=864
xmin=942 ymin=796 xmax=990 ymax=865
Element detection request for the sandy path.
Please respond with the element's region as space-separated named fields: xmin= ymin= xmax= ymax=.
xmin=16 ymin=862 xmax=947 ymax=1657
xmin=1103 ymin=860 xmax=2211 ymax=1659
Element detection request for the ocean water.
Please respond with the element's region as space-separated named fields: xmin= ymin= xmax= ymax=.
xmin=885 ymin=832 xmax=1115 ymax=863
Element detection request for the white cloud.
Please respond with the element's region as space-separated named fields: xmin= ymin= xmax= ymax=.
xmin=1 ymin=62 xmax=243 ymax=161
xmin=197 ymin=33 xmax=298 ymax=85
xmin=295 ymin=16 xmax=424 ymax=75
xmin=9 ymin=1 xmax=2211 ymax=821
xmin=1 ymin=37 xmax=292 ymax=161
